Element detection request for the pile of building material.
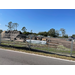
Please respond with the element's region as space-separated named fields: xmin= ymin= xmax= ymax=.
xmin=26 ymin=40 xmax=46 ymax=45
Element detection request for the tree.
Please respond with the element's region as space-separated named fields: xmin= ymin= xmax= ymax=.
xmin=33 ymin=33 xmax=37 ymax=35
xmin=64 ymin=34 xmax=68 ymax=38
xmin=0 ymin=29 xmax=3 ymax=33
xmin=55 ymin=30 xmax=59 ymax=37
xmin=48 ymin=28 xmax=56 ymax=37
xmin=23 ymin=32 xmax=36 ymax=35
xmin=5 ymin=21 xmax=14 ymax=31
xmin=37 ymin=31 xmax=48 ymax=36
xmin=5 ymin=21 xmax=14 ymax=41
xmin=21 ymin=27 xmax=27 ymax=33
xmin=38 ymin=32 xmax=43 ymax=35
xmin=60 ymin=28 xmax=65 ymax=37
xmin=13 ymin=23 xmax=19 ymax=30
xmin=42 ymin=31 xmax=48 ymax=36
xmin=72 ymin=34 xmax=75 ymax=38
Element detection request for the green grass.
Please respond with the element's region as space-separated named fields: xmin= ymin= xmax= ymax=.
xmin=1 ymin=43 xmax=27 ymax=47
xmin=31 ymin=45 xmax=71 ymax=54
xmin=2 ymin=41 xmax=28 ymax=45
xmin=1 ymin=42 xmax=71 ymax=56
xmin=0 ymin=45 xmax=75 ymax=61
xmin=1 ymin=40 xmax=75 ymax=61
xmin=1 ymin=41 xmax=75 ymax=55
xmin=57 ymin=45 xmax=70 ymax=51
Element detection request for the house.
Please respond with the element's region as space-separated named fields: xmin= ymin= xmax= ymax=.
xmin=27 ymin=34 xmax=37 ymax=40
xmin=36 ymin=35 xmax=44 ymax=40
xmin=16 ymin=34 xmax=27 ymax=42
xmin=26 ymin=35 xmax=44 ymax=40
xmin=1 ymin=30 xmax=22 ymax=40
xmin=1 ymin=31 xmax=10 ymax=38
xmin=68 ymin=37 xmax=75 ymax=42
xmin=42 ymin=37 xmax=51 ymax=44
xmin=1 ymin=30 xmax=22 ymax=37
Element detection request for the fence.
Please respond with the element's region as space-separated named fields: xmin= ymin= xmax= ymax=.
xmin=0 ymin=33 xmax=75 ymax=57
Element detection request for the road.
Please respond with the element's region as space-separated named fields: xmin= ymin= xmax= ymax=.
xmin=0 ymin=48 xmax=75 ymax=65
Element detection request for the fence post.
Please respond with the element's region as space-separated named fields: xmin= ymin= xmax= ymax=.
xmin=48 ymin=40 xmax=49 ymax=52
xmin=29 ymin=36 xmax=31 ymax=50
xmin=70 ymin=39 xmax=73 ymax=56
xmin=0 ymin=33 xmax=1 ymax=45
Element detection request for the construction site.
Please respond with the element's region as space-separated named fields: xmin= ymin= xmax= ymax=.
xmin=0 ymin=30 xmax=75 ymax=56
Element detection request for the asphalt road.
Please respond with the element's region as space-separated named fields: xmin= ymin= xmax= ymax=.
xmin=0 ymin=48 xmax=75 ymax=65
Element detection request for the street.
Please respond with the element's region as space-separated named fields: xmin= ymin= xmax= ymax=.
xmin=0 ymin=48 xmax=75 ymax=65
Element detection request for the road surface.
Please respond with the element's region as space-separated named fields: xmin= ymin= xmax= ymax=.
xmin=0 ymin=48 xmax=75 ymax=65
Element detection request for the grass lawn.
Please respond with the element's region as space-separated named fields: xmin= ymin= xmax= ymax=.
xmin=1 ymin=40 xmax=75 ymax=57
xmin=1 ymin=41 xmax=72 ymax=55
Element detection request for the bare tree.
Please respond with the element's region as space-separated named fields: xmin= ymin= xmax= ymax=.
xmin=5 ymin=21 xmax=14 ymax=31
xmin=60 ymin=28 xmax=65 ymax=37
xmin=5 ymin=21 xmax=14 ymax=41
xmin=13 ymin=23 xmax=19 ymax=31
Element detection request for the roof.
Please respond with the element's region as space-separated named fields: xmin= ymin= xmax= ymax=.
xmin=2 ymin=30 xmax=22 ymax=34
xmin=37 ymin=35 xmax=44 ymax=37
xmin=16 ymin=34 xmax=27 ymax=38
xmin=28 ymin=34 xmax=37 ymax=37
xmin=42 ymin=37 xmax=50 ymax=40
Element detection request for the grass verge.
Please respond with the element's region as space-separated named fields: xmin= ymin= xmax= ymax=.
xmin=0 ymin=45 xmax=75 ymax=61
xmin=1 ymin=43 xmax=71 ymax=54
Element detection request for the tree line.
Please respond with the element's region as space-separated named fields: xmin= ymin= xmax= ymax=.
xmin=0 ymin=21 xmax=74 ymax=38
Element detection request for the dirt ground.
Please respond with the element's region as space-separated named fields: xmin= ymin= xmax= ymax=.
xmin=49 ymin=38 xmax=75 ymax=50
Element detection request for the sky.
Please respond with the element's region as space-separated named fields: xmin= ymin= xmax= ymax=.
xmin=0 ymin=9 xmax=75 ymax=36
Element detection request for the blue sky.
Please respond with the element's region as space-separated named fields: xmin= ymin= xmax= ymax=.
xmin=0 ymin=9 xmax=75 ymax=36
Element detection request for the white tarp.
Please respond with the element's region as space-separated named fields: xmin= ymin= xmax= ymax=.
xmin=26 ymin=40 xmax=46 ymax=44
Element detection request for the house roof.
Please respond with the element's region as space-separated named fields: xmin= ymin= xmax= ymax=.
xmin=37 ymin=35 xmax=44 ymax=37
xmin=28 ymin=34 xmax=37 ymax=37
xmin=42 ymin=37 xmax=50 ymax=40
xmin=2 ymin=30 xmax=22 ymax=34
xmin=16 ymin=34 xmax=27 ymax=38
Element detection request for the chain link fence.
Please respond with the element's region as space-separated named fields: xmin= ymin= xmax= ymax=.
xmin=0 ymin=33 xmax=75 ymax=56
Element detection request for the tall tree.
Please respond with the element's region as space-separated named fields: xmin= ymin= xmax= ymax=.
xmin=13 ymin=23 xmax=19 ymax=30
xmin=60 ymin=28 xmax=65 ymax=37
xmin=55 ymin=30 xmax=59 ymax=37
xmin=48 ymin=28 xmax=56 ymax=37
xmin=5 ymin=21 xmax=14 ymax=41
xmin=21 ymin=27 xmax=27 ymax=33
xmin=38 ymin=32 xmax=44 ymax=35
xmin=5 ymin=21 xmax=14 ymax=31
xmin=43 ymin=31 xmax=48 ymax=36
